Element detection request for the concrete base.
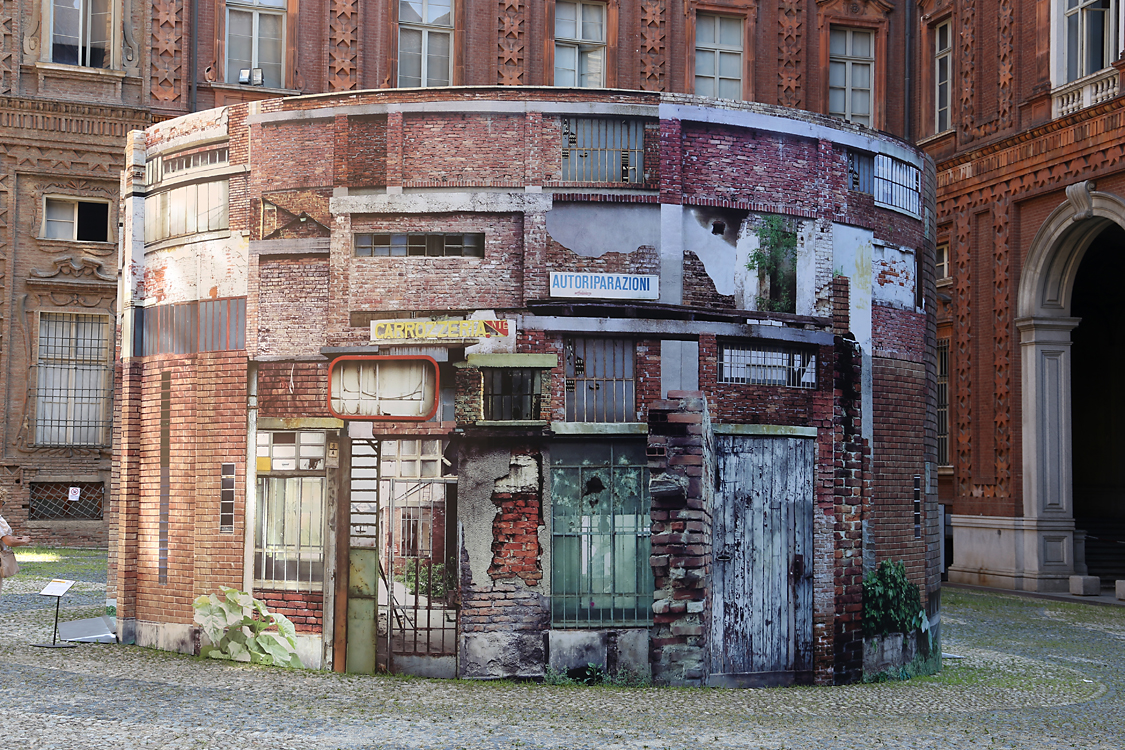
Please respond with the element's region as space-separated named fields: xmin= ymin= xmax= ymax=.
xmin=1117 ymin=580 xmax=1125 ymax=601
xmin=1069 ymin=575 xmax=1101 ymax=595
xmin=131 ymin=620 xmax=196 ymax=655
xmin=948 ymin=514 xmax=1078 ymax=593
xmin=863 ymin=632 xmax=924 ymax=678
xmin=459 ymin=631 xmax=545 ymax=679
xmin=393 ymin=653 xmax=456 ymax=679
xmin=548 ymin=630 xmax=607 ymax=672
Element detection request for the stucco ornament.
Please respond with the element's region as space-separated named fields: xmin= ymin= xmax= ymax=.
xmin=1065 ymin=180 xmax=1097 ymax=221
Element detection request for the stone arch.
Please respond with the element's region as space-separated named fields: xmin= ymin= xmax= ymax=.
xmin=1012 ymin=181 xmax=1125 ymax=589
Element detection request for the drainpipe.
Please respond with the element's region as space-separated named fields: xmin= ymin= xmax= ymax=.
xmin=905 ymin=0 xmax=914 ymax=141
xmin=242 ymin=362 xmax=258 ymax=594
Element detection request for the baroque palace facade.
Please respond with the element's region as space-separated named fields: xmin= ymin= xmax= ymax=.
xmin=918 ymin=0 xmax=1125 ymax=591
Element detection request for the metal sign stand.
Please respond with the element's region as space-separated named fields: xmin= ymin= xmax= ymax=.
xmin=32 ymin=579 xmax=77 ymax=649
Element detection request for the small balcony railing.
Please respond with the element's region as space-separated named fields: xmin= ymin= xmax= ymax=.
xmin=1053 ymin=67 xmax=1120 ymax=118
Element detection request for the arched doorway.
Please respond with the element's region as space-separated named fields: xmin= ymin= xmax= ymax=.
xmin=1071 ymin=223 xmax=1125 ymax=584
xmin=1012 ymin=181 xmax=1125 ymax=591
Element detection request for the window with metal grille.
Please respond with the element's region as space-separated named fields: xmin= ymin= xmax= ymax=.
xmin=937 ymin=338 xmax=949 ymax=466
xmin=28 ymin=482 xmax=104 ymax=520
xmin=136 ymin=297 xmax=247 ymax=356
xmin=874 ymin=155 xmax=922 ymax=217
xmin=354 ymin=233 xmax=484 ymax=257
xmin=254 ymin=431 xmax=326 ymax=591
xmin=220 ymin=463 xmax=236 ymax=533
xmin=560 ymin=117 xmax=645 ymax=183
xmin=847 ymin=150 xmax=874 ymax=193
xmin=564 ymin=337 xmax=636 ymax=422
xmin=35 ymin=313 xmax=113 ymax=447
xmin=719 ymin=343 xmax=818 ymax=388
xmin=483 ymin=369 xmax=543 ymax=421
xmin=399 ymin=505 xmax=433 ymax=558
xmin=551 ymin=441 xmax=652 ymax=627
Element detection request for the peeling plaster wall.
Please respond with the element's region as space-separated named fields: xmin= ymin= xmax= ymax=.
xmin=545 ymin=204 xmax=661 ymax=257
xmin=832 ymin=223 xmax=875 ymax=444
xmin=872 ymin=243 xmax=917 ymax=309
xmin=143 ymin=235 xmax=250 ymax=304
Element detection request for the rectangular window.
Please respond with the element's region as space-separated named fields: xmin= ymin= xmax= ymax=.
xmin=560 ymin=117 xmax=645 ymax=183
xmin=829 ymin=27 xmax=874 ymax=126
xmin=564 ymin=337 xmax=635 ymax=422
xmin=551 ymin=441 xmax=652 ymax=627
xmin=147 ymin=147 xmax=230 ymax=185
xmin=144 ymin=180 xmax=229 ymax=244
xmin=255 ymin=431 xmax=327 ymax=591
xmin=35 ymin=313 xmax=112 ymax=447
xmin=936 ymin=242 xmax=949 ymax=280
xmin=226 ymin=0 xmax=286 ymax=88
xmin=874 ymin=154 xmax=922 ymax=217
xmin=935 ymin=21 xmax=952 ymax=132
xmin=554 ymin=1 xmax=605 ymax=87
xmin=483 ymin=368 xmax=543 ymax=421
xmin=1065 ymin=0 xmax=1117 ymax=82
xmin=220 ymin=463 xmax=236 ymax=534
xmin=399 ymin=0 xmax=453 ymax=87
xmin=29 ymin=481 xmax=105 ymax=520
xmin=354 ymin=233 xmax=484 ymax=257
xmin=44 ymin=198 xmax=109 ymax=242
xmin=719 ymin=342 xmax=818 ymax=389
xmin=695 ymin=14 xmax=743 ymax=100
xmin=52 ymin=0 xmax=111 ymax=68
xmin=137 ymin=297 xmax=247 ymax=356
xmin=937 ymin=337 xmax=949 ymax=465
xmin=847 ymin=150 xmax=874 ymax=193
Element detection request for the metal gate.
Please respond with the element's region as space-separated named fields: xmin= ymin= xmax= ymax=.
xmin=345 ymin=439 xmax=458 ymax=676
xmin=710 ymin=435 xmax=814 ymax=687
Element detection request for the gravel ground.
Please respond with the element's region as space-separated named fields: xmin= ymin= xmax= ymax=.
xmin=2 ymin=549 xmax=1123 ymax=749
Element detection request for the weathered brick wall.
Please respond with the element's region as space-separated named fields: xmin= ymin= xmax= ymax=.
xmin=488 ymin=492 xmax=542 ymax=586
xmin=256 ymin=590 xmax=324 ymax=633
xmin=681 ymin=250 xmax=736 ymax=310
xmin=257 ymin=258 xmax=330 ymax=357
xmin=544 ymin=238 xmax=658 ymax=276
xmin=402 ymin=113 xmax=527 ymax=186
xmin=347 ymin=116 xmax=388 ymax=187
xmin=347 ymin=213 xmax=525 ymax=312
xmin=872 ymin=303 xmax=925 ymax=364
xmin=646 ymin=391 xmax=713 ymax=687
xmin=258 ymin=361 xmax=332 ymax=419
xmin=251 ymin=122 xmax=335 ymax=190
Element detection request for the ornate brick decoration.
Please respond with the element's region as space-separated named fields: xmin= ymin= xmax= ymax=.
xmin=992 ymin=196 xmax=1011 ymax=497
xmin=0 ymin=0 xmax=15 ymax=95
xmin=997 ymin=0 xmax=1014 ymax=129
xmin=640 ymin=0 xmax=666 ymax=91
xmin=497 ymin=0 xmax=525 ymax=85
xmin=958 ymin=0 xmax=974 ymax=134
xmin=151 ymin=0 xmax=183 ymax=104
xmin=778 ymin=0 xmax=803 ymax=107
xmin=953 ymin=205 xmax=972 ymax=498
xmin=329 ymin=0 xmax=359 ymax=91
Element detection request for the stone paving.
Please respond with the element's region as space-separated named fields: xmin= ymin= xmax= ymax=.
xmin=2 ymin=551 xmax=1123 ymax=749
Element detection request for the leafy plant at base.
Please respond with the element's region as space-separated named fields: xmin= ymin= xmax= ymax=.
xmin=747 ymin=214 xmax=798 ymax=313
xmin=193 ymin=586 xmax=303 ymax=668
xmin=862 ymin=559 xmax=924 ymax=637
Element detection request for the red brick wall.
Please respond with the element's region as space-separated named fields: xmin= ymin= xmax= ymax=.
xmin=403 ymin=113 xmax=527 ymax=186
xmin=257 ymin=258 xmax=330 ymax=357
xmin=256 ymin=590 xmax=324 ymax=633
xmin=488 ymin=491 xmax=542 ymax=586
xmin=258 ymin=361 xmax=332 ymax=419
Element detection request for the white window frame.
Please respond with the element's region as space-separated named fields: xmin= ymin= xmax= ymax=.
xmin=553 ymin=1 xmax=606 ymax=88
xmin=1057 ymin=0 xmax=1120 ymax=83
xmin=48 ymin=0 xmax=116 ymax=68
xmin=34 ymin=312 xmax=113 ymax=447
xmin=934 ymin=21 xmax=952 ymax=133
xmin=694 ymin=13 xmax=744 ymax=101
xmin=41 ymin=196 xmax=112 ymax=242
xmin=828 ymin=27 xmax=874 ymax=127
xmin=225 ymin=0 xmax=287 ymax=88
xmin=398 ymin=0 xmax=454 ymax=88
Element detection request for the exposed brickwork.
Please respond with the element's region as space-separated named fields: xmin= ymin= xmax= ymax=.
xmin=545 ymin=239 xmax=659 ymax=276
xmin=256 ymin=590 xmax=324 ymax=633
xmin=872 ymin=304 xmax=926 ymax=364
xmin=681 ymin=250 xmax=736 ymax=310
xmin=258 ymin=361 xmax=331 ymax=419
xmin=488 ymin=492 xmax=542 ymax=586
xmin=257 ymin=259 xmax=330 ymax=358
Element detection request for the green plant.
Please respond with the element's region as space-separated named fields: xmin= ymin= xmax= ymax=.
xmin=395 ymin=560 xmax=452 ymax=600
xmin=862 ymin=560 xmax=923 ymax=637
xmin=193 ymin=586 xmax=302 ymax=668
xmin=747 ymin=214 xmax=798 ymax=313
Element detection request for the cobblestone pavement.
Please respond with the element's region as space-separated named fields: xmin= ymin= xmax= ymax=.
xmin=2 ymin=552 xmax=1123 ymax=749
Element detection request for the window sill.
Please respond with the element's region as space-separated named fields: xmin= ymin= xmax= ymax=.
xmin=144 ymin=228 xmax=233 ymax=252
xmin=25 ymin=519 xmax=104 ymax=529
xmin=936 ymin=276 xmax=953 ymax=289
xmin=33 ymin=61 xmax=127 ymax=80
xmin=475 ymin=420 xmax=549 ymax=428
xmin=209 ymin=81 xmax=302 ymax=97
xmin=551 ymin=422 xmax=648 ymax=435
xmin=35 ymin=238 xmax=116 ymax=253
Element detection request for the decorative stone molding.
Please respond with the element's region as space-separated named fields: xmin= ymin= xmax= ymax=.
xmin=1064 ymin=180 xmax=1096 ymax=221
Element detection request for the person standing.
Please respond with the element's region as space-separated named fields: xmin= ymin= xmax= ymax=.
xmin=0 ymin=512 xmax=31 ymax=597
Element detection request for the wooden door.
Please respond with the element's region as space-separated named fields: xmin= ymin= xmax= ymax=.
xmin=710 ymin=435 xmax=814 ymax=687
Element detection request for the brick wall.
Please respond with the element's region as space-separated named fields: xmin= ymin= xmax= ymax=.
xmin=258 ymin=361 xmax=332 ymax=419
xmin=256 ymin=590 xmax=324 ymax=633
xmin=257 ymin=258 xmax=330 ymax=357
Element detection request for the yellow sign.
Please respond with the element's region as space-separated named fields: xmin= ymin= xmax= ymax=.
xmin=370 ymin=319 xmax=510 ymax=341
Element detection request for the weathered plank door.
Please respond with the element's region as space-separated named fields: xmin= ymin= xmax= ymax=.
xmin=710 ymin=435 xmax=814 ymax=687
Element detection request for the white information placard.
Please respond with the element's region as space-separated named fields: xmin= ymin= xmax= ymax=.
xmin=549 ymin=272 xmax=660 ymax=300
xmin=39 ymin=579 xmax=75 ymax=597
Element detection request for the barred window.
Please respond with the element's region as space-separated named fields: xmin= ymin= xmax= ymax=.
xmin=937 ymin=338 xmax=950 ymax=465
xmin=137 ymin=297 xmax=247 ymax=356
xmin=564 ymin=337 xmax=636 ymax=422
xmin=560 ymin=117 xmax=645 ymax=183
xmin=719 ymin=343 xmax=817 ymax=389
xmin=29 ymin=482 xmax=104 ymax=520
xmin=874 ymin=155 xmax=922 ymax=217
xmin=483 ymin=369 xmax=543 ymax=421
xmin=144 ymin=179 xmax=229 ymax=244
xmin=35 ymin=313 xmax=113 ymax=447
xmin=220 ymin=463 xmax=236 ymax=534
xmin=146 ymin=146 xmax=230 ymax=185
xmin=847 ymin=150 xmax=874 ymax=193
xmin=254 ymin=432 xmax=326 ymax=591
xmin=354 ymin=233 xmax=483 ymax=257
xmin=551 ymin=441 xmax=652 ymax=627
